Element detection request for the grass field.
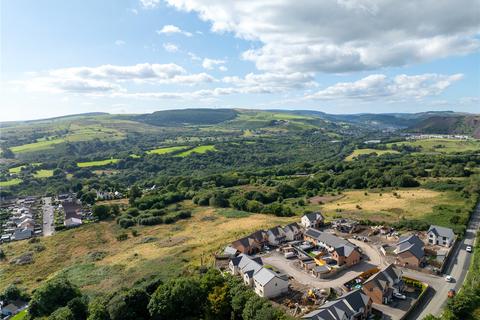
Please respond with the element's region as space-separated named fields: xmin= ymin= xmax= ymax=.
xmin=345 ymin=148 xmax=400 ymax=161
xmin=146 ymin=146 xmax=189 ymax=155
xmin=77 ymin=158 xmax=119 ymax=168
xmin=310 ymin=189 xmax=470 ymax=228
xmin=33 ymin=169 xmax=54 ymax=178
xmin=176 ymin=145 xmax=217 ymax=157
xmin=8 ymin=163 xmax=42 ymax=174
xmin=0 ymin=178 xmax=22 ymax=187
xmin=0 ymin=207 xmax=297 ymax=295
xmin=388 ymin=138 xmax=480 ymax=154
xmin=10 ymin=310 xmax=27 ymax=320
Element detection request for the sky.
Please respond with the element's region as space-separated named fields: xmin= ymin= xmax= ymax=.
xmin=1 ymin=0 xmax=479 ymax=121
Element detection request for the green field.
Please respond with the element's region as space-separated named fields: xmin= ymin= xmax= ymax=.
xmin=77 ymin=158 xmax=119 ymax=168
xmin=388 ymin=138 xmax=480 ymax=153
xmin=10 ymin=310 xmax=27 ymax=320
xmin=0 ymin=178 xmax=22 ymax=187
xmin=146 ymin=146 xmax=189 ymax=155
xmin=175 ymin=145 xmax=217 ymax=157
xmin=33 ymin=169 xmax=54 ymax=178
xmin=345 ymin=148 xmax=399 ymax=161
xmin=8 ymin=162 xmax=42 ymax=174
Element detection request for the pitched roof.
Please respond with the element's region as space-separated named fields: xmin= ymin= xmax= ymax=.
xmin=364 ymin=264 xmax=402 ymax=290
xmin=304 ymin=212 xmax=324 ymax=222
xmin=302 ymin=289 xmax=370 ymax=320
xmin=428 ymin=225 xmax=455 ymax=239
xmin=283 ymin=222 xmax=301 ymax=234
xmin=396 ymin=234 xmax=424 ymax=259
xmin=305 ymin=228 xmax=358 ymax=258
xmin=267 ymin=225 xmax=286 ymax=237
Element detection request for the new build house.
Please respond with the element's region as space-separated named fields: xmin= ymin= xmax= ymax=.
xmin=229 ymin=254 xmax=289 ymax=298
xmin=304 ymin=228 xmax=361 ymax=267
xmin=395 ymin=234 xmax=425 ymax=268
xmin=301 ymin=212 xmax=324 ymax=229
xmin=427 ymin=225 xmax=455 ymax=247
xmin=302 ymin=289 xmax=372 ymax=320
xmin=266 ymin=226 xmax=287 ymax=246
xmin=362 ymin=264 xmax=404 ymax=304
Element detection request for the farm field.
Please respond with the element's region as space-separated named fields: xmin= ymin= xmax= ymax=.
xmin=176 ymin=145 xmax=217 ymax=157
xmin=77 ymin=158 xmax=119 ymax=168
xmin=0 ymin=208 xmax=297 ymax=295
xmin=312 ymin=188 xmax=471 ymax=229
xmin=0 ymin=178 xmax=22 ymax=187
xmin=8 ymin=163 xmax=42 ymax=174
xmin=388 ymin=138 xmax=480 ymax=153
xmin=33 ymin=169 xmax=54 ymax=178
xmin=345 ymin=148 xmax=399 ymax=161
xmin=146 ymin=145 xmax=189 ymax=155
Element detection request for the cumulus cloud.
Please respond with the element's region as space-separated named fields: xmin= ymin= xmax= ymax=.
xmin=202 ymin=58 xmax=225 ymax=70
xmin=163 ymin=42 xmax=179 ymax=52
xmin=19 ymin=63 xmax=215 ymax=94
xmin=140 ymin=0 xmax=160 ymax=9
xmin=157 ymin=24 xmax=192 ymax=37
xmin=306 ymin=73 xmax=464 ymax=100
xmin=165 ymin=0 xmax=480 ymax=73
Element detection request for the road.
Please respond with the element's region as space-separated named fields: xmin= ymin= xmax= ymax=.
xmin=261 ymin=239 xmax=384 ymax=289
xmin=407 ymin=200 xmax=480 ymax=319
xmin=42 ymin=197 xmax=55 ymax=236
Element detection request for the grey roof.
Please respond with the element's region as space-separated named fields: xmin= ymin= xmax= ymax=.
xmin=305 ymin=228 xmax=358 ymax=258
xmin=304 ymin=212 xmax=324 ymax=222
xmin=253 ymin=267 xmax=277 ymax=285
xmin=364 ymin=264 xmax=402 ymax=290
xmin=284 ymin=222 xmax=301 ymax=234
xmin=304 ymin=289 xmax=370 ymax=320
xmin=428 ymin=225 xmax=455 ymax=239
xmin=267 ymin=226 xmax=285 ymax=237
xmin=224 ymin=246 xmax=238 ymax=256
xmin=396 ymin=234 xmax=424 ymax=259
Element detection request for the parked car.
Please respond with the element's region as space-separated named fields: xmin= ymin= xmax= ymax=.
xmin=445 ymin=275 xmax=453 ymax=282
xmin=393 ymin=292 xmax=406 ymax=300
xmin=466 ymin=245 xmax=472 ymax=253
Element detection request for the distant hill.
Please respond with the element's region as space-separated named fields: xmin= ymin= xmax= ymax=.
xmin=127 ymin=108 xmax=238 ymax=126
xmin=408 ymin=115 xmax=480 ymax=138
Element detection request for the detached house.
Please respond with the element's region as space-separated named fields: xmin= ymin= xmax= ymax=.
xmin=229 ymin=254 xmax=289 ymax=299
xmin=427 ymin=225 xmax=455 ymax=247
xmin=266 ymin=226 xmax=287 ymax=246
xmin=253 ymin=268 xmax=289 ymax=298
xmin=283 ymin=222 xmax=303 ymax=241
xmin=395 ymin=234 xmax=425 ymax=268
xmin=362 ymin=264 xmax=404 ymax=304
xmin=302 ymin=289 xmax=372 ymax=320
xmin=231 ymin=230 xmax=267 ymax=254
xmin=301 ymin=212 xmax=324 ymax=229
xmin=304 ymin=228 xmax=361 ymax=267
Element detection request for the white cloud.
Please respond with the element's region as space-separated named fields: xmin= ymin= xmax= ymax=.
xmin=157 ymin=24 xmax=192 ymax=37
xmin=140 ymin=0 xmax=160 ymax=9
xmin=202 ymin=58 xmax=225 ymax=70
xmin=219 ymin=66 xmax=228 ymax=72
xmin=165 ymin=0 xmax=480 ymax=73
xmin=115 ymin=40 xmax=126 ymax=46
xmin=163 ymin=42 xmax=179 ymax=52
xmin=188 ymin=52 xmax=201 ymax=61
xmin=19 ymin=63 xmax=215 ymax=94
xmin=306 ymin=73 xmax=464 ymax=100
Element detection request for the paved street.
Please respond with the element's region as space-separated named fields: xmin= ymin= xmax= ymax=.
xmin=42 ymin=197 xmax=55 ymax=236
xmin=406 ymin=200 xmax=480 ymax=319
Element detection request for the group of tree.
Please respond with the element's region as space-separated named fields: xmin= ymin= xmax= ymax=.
xmin=21 ymin=269 xmax=291 ymax=320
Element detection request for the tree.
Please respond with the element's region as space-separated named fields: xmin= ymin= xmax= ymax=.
xmin=48 ymin=307 xmax=75 ymax=320
xmin=1 ymin=148 xmax=14 ymax=159
xmin=1 ymin=284 xmax=27 ymax=302
xmin=87 ymin=297 xmax=111 ymax=320
xmin=107 ymin=288 xmax=150 ymax=320
xmin=129 ymin=185 xmax=142 ymax=206
xmin=148 ymin=277 xmax=204 ymax=319
xmin=29 ymin=277 xmax=82 ymax=317
xmin=242 ymin=296 xmax=268 ymax=320
xmin=92 ymin=204 xmax=111 ymax=220
xmin=81 ymin=191 xmax=96 ymax=205
xmin=206 ymin=285 xmax=231 ymax=320
xmin=67 ymin=297 xmax=89 ymax=320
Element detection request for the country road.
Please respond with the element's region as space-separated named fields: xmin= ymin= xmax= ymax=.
xmin=42 ymin=197 xmax=55 ymax=236
xmin=407 ymin=200 xmax=480 ymax=319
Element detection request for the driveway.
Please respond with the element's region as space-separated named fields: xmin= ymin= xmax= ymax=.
xmin=42 ymin=197 xmax=54 ymax=236
xmin=261 ymin=240 xmax=383 ymax=289
xmin=406 ymin=200 xmax=480 ymax=319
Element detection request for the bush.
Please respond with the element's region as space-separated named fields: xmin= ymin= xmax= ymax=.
xmin=116 ymin=234 xmax=128 ymax=241
xmin=29 ymin=277 xmax=82 ymax=317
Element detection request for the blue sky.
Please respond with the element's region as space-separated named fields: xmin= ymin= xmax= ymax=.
xmin=1 ymin=0 xmax=479 ymax=121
